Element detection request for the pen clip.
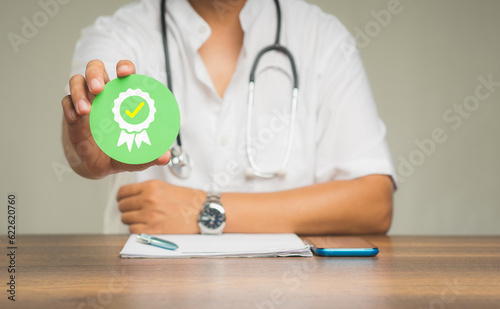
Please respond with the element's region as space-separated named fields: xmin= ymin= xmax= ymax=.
xmin=137 ymin=233 xmax=151 ymax=244
xmin=137 ymin=233 xmax=178 ymax=251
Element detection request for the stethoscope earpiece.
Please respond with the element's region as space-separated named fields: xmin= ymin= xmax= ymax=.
xmin=277 ymin=168 xmax=287 ymax=178
xmin=245 ymin=168 xmax=256 ymax=179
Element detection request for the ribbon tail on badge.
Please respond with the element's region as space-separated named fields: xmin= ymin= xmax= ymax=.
xmin=134 ymin=130 xmax=151 ymax=149
xmin=117 ymin=130 xmax=135 ymax=152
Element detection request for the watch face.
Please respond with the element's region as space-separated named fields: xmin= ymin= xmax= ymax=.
xmin=200 ymin=204 xmax=226 ymax=230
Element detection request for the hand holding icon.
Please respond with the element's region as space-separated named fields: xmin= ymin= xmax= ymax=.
xmin=61 ymin=60 xmax=176 ymax=179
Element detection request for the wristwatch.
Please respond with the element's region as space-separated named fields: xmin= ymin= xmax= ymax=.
xmin=198 ymin=193 xmax=226 ymax=235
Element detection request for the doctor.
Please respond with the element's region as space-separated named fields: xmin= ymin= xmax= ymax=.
xmin=61 ymin=0 xmax=395 ymax=235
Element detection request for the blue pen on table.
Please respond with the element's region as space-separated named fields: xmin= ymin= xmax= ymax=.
xmin=137 ymin=233 xmax=178 ymax=251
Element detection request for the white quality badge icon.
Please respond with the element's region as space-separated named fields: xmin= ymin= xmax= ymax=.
xmin=112 ymin=88 xmax=156 ymax=152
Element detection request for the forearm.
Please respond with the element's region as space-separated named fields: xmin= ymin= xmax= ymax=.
xmin=222 ymin=175 xmax=394 ymax=235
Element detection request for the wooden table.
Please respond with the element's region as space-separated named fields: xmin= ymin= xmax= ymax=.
xmin=3 ymin=235 xmax=499 ymax=308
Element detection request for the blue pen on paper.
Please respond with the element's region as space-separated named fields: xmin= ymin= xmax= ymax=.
xmin=137 ymin=233 xmax=178 ymax=251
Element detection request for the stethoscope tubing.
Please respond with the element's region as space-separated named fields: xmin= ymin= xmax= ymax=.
xmin=161 ymin=0 xmax=299 ymax=179
xmin=246 ymin=82 xmax=298 ymax=178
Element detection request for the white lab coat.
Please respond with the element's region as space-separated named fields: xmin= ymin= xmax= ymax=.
xmin=69 ymin=0 xmax=396 ymax=233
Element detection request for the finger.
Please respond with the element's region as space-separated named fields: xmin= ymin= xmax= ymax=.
xmin=128 ymin=223 xmax=148 ymax=234
xmin=116 ymin=60 xmax=136 ymax=77
xmin=121 ymin=210 xmax=146 ymax=225
xmin=69 ymin=74 xmax=92 ymax=116
xmin=61 ymin=95 xmax=79 ymax=123
xmin=85 ymin=59 xmax=110 ymax=95
xmin=156 ymin=151 xmax=171 ymax=166
xmin=116 ymin=183 xmax=144 ymax=201
xmin=117 ymin=195 xmax=143 ymax=212
xmin=110 ymin=151 xmax=171 ymax=174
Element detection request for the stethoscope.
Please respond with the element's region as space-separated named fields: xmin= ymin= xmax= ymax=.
xmin=161 ymin=0 xmax=298 ymax=179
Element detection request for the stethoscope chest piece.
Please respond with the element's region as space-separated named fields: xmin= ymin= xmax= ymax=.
xmin=168 ymin=145 xmax=192 ymax=179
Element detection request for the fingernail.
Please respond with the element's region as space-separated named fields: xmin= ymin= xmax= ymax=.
xmin=117 ymin=65 xmax=129 ymax=75
xmin=78 ymin=99 xmax=88 ymax=113
xmin=70 ymin=109 xmax=78 ymax=121
xmin=90 ymin=78 xmax=102 ymax=92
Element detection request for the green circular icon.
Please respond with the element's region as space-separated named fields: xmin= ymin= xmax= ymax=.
xmin=89 ymin=74 xmax=180 ymax=165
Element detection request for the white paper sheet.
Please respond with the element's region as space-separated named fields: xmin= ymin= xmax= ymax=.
xmin=120 ymin=233 xmax=312 ymax=258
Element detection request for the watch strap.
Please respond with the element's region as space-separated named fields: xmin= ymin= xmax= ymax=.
xmin=205 ymin=193 xmax=221 ymax=205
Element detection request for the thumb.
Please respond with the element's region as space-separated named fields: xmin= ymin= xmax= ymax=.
xmin=110 ymin=150 xmax=171 ymax=173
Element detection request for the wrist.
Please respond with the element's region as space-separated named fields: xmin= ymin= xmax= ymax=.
xmin=198 ymin=192 xmax=226 ymax=234
xmin=190 ymin=189 xmax=207 ymax=229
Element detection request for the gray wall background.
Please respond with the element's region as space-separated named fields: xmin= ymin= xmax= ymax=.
xmin=1 ymin=0 xmax=499 ymax=235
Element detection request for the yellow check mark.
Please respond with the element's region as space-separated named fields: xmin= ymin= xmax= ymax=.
xmin=125 ymin=102 xmax=144 ymax=118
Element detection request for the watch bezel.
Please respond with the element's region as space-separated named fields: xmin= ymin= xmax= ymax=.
xmin=198 ymin=202 xmax=226 ymax=235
